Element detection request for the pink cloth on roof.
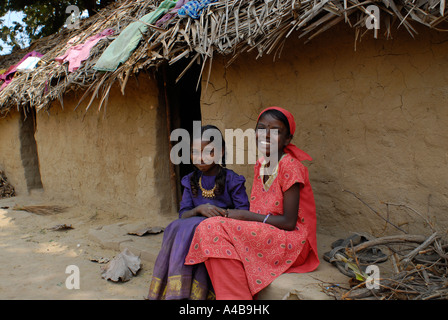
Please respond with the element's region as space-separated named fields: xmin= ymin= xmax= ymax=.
xmin=0 ymin=51 xmax=43 ymax=91
xmin=155 ymin=0 xmax=189 ymax=27
xmin=55 ymin=28 xmax=114 ymax=72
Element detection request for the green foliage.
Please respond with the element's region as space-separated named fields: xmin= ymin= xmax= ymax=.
xmin=0 ymin=0 xmax=115 ymax=52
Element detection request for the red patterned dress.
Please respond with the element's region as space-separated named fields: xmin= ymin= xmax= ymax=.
xmin=185 ymin=153 xmax=319 ymax=295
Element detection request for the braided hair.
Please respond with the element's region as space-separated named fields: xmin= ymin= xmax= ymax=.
xmin=190 ymin=125 xmax=227 ymax=198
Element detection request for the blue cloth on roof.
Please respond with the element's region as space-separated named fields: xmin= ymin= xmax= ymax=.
xmin=178 ymin=0 xmax=217 ymax=19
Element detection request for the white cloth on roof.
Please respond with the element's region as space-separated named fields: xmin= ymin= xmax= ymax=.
xmin=16 ymin=56 xmax=41 ymax=72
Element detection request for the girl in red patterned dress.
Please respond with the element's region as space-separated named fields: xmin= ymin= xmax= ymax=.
xmin=185 ymin=107 xmax=320 ymax=299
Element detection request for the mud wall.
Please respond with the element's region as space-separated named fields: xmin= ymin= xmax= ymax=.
xmin=35 ymin=74 xmax=176 ymax=223
xmin=0 ymin=111 xmax=27 ymax=195
xmin=201 ymin=24 xmax=448 ymax=236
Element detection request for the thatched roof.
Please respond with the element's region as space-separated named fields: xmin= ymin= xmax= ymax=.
xmin=0 ymin=0 xmax=447 ymax=117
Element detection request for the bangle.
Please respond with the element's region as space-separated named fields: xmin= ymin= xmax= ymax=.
xmin=225 ymin=209 xmax=229 ymax=217
xmin=263 ymin=214 xmax=271 ymax=224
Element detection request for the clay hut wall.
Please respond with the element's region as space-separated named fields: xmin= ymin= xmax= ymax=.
xmin=34 ymin=74 xmax=177 ymax=223
xmin=1 ymin=0 xmax=448 ymax=234
xmin=201 ymin=24 xmax=448 ymax=236
xmin=0 ymin=112 xmax=28 ymax=195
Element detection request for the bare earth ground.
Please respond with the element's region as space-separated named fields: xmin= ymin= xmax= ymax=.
xmin=0 ymin=193 xmax=349 ymax=300
xmin=0 ymin=194 xmax=155 ymax=300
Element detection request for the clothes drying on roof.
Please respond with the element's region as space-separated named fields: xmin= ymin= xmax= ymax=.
xmin=94 ymin=0 xmax=178 ymax=72
xmin=55 ymin=28 xmax=115 ymax=72
xmin=0 ymin=51 xmax=43 ymax=91
xmin=178 ymin=0 xmax=217 ymax=19
xmin=16 ymin=56 xmax=42 ymax=72
xmin=155 ymin=0 xmax=189 ymax=27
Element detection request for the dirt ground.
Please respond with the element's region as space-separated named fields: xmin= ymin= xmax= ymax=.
xmin=0 ymin=192 xmax=351 ymax=300
xmin=0 ymin=193 xmax=156 ymax=300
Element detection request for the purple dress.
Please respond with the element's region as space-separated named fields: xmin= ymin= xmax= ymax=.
xmin=147 ymin=168 xmax=249 ymax=300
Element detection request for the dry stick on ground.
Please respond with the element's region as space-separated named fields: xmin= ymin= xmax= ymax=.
xmin=342 ymin=189 xmax=408 ymax=234
xmin=327 ymin=191 xmax=448 ymax=300
xmin=400 ymin=231 xmax=439 ymax=268
xmin=341 ymin=234 xmax=448 ymax=300
xmin=12 ymin=205 xmax=68 ymax=215
xmin=350 ymin=234 xmax=429 ymax=253
xmin=383 ymin=202 xmax=436 ymax=232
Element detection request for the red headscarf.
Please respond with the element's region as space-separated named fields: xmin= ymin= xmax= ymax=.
xmin=257 ymin=107 xmax=312 ymax=162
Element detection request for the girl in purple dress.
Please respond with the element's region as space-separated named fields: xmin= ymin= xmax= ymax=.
xmin=147 ymin=125 xmax=249 ymax=300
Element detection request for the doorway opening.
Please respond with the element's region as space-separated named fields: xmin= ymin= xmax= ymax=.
xmin=160 ymin=58 xmax=202 ymax=210
xmin=19 ymin=106 xmax=43 ymax=193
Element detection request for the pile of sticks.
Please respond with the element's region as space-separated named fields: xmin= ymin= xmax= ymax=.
xmin=330 ymin=232 xmax=448 ymax=300
xmin=12 ymin=204 xmax=67 ymax=215
xmin=323 ymin=191 xmax=448 ymax=300
xmin=0 ymin=170 xmax=15 ymax=199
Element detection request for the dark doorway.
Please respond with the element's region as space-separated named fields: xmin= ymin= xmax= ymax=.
xmin=19 ymin=106 xmax=43 ymax=193
xmin=159 ymin=58 xmax=202 ymax=210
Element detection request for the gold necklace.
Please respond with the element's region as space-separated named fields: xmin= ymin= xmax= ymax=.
xmin=199 ymin=176 xmax=216 ymax=199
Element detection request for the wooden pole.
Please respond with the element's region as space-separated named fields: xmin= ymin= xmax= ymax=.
xmin=162 ymin=64 xmax=180 ymax=212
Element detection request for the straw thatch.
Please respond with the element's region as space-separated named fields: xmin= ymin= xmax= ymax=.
xmin=1 ymin=0 xmax=447 ymax=116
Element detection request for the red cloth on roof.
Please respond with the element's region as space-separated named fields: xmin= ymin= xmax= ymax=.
xmin=0 ymin=51 xmax=43 ymax=91
xmin=55 ymin=28 xmax=114 ymax=72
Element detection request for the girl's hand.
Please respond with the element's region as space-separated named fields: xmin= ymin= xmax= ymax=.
xmin=195 ymin=204 xmax=226 ymax=218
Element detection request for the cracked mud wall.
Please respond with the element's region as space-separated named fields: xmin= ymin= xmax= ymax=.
xmin=201 ymin=24 xmax=448 ymax=236
xmin=35 ymin=74 xmax=176 ymax=223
